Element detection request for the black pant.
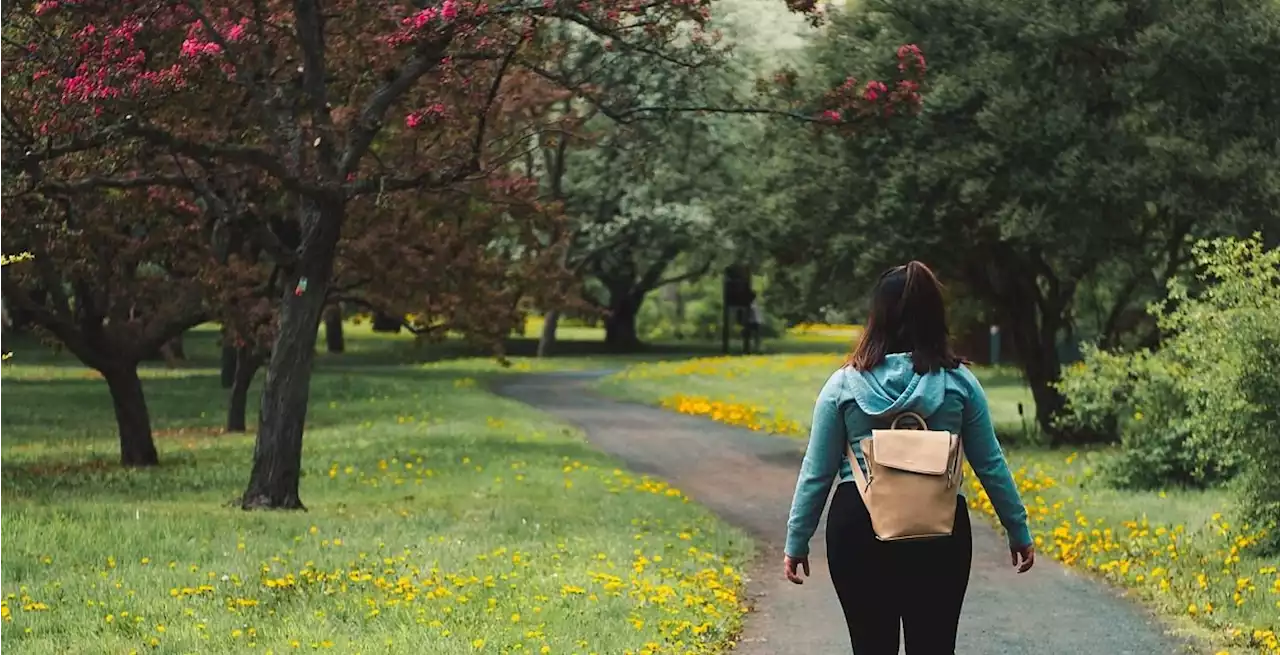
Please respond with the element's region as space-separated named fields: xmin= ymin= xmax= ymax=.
xmin=826 ymin=483 xmax=973 ymax=654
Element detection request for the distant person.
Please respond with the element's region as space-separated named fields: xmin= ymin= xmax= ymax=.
xmin=782 ymin=260 xmax=1034 ymax=654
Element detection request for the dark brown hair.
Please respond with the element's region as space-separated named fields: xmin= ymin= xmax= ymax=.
xmin=847 ymin=260 xmax=963 ymax=374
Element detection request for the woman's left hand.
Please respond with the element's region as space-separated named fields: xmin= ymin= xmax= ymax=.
xmin=783 ymin=554 xmax=810 ymax=584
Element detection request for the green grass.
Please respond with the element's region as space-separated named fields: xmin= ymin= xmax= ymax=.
xmin=2 ymin=318 xmax=850 ymax=377
xmin=0 ymin=336 xmax=752 ymax=654
xmin=595 ymin=354 xmax=1038 ymax=440
xmin=595 ymin=354 xmax=1280 ymax=654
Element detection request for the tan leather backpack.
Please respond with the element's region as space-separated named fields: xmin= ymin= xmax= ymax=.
xmin=846 ymin=412 xmax=964 ymax=541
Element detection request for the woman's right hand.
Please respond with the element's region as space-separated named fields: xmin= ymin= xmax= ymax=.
xmin=783 ymin=554 xmax=810 ymax=584
xmin=1011 ymin=543 xmax=1035 ymax=573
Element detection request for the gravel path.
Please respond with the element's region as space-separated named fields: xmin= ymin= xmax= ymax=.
xmin=493 ymin=371 xmax=1193 ymax=655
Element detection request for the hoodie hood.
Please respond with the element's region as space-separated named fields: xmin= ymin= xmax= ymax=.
xmin=846 ymin=353 xmax=947 ymax=419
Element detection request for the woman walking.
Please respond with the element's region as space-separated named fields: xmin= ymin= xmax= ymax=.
xmin=783 ymin=261 xmax=1035 ymax=654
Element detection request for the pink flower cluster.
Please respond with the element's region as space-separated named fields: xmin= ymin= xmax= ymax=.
xmin=33 ymin=0 xmax=65 ymax=15
xmin=180 ymin=39 xmax=222 ymax=59
xmin=388 ymin=0 xmax=481 ymax=47
xmin=815 ymin=45 xmax=927 ymax=125
xmin=55 ymin=17 xmax=186 ymax=107
xmin=863 ymin=80 xmax=888 ymax=101
xmin=897 ymin=44 xmax=927 ymax=75
xmin=32 ymin=3 xmax=257 ymax=117
xmin=25 ymin=4 xmax=267 ymax=124
xmin=407 ymin=6 xmax=441 ymax=28
xmin=181 ymin=16 xmax=250 ymax=61
xmin=405 ymin=103 xmax=448 ymax=128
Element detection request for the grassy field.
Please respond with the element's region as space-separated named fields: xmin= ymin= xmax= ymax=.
xmin=596 ymin=355 xmax=1280 ymax=655
xmin=0 ymin=332 xmax=753 ymax=655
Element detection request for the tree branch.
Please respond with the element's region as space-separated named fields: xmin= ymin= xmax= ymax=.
xmin=4 ymin=131 xmax=115 ymax=170
xmin=347 ymin=165 xmax=479 ymax=197
xmin=328 ymin=295 xmax=444 ymax=338
xmin=635 ymin=244 xmax=682 ymax=295
xmin=141 ymin=308 xmax=211 ymax=356
xmin=293 ymin=0 xmax=338 ymax=175
xmin=120 ymin=122 xmax=305 ymax=192
xmin=606 ymin=104 xmax=829 ymax=123
xmin=472 ymin=43 xmax=521 ymax=169
xmin=22 ymin=173 xmax=199 ymax=195
xmin=1099 ymin=269 xmax=1144 ymax=349
xmin=340 ymin=34 xmax=454 ymax=176
xmin=650 ymin=258 xmax=713 ymax=290
xmin=0 ymin=274 xmax=102 ymax=369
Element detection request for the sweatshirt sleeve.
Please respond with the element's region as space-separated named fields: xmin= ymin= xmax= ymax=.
xmin=959 ymin=370 xmax=1033 ymax=549
xmin=784 ymin=372 xmax=848 ymax=558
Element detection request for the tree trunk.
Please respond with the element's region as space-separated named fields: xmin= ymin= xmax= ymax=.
xmin=241 ymin=200 xmax=342 ymax=510
xmin=968 ymin=250 xmax=1085 ymax=443
xmin=166 ymin=333 xmax=186 ymax=360
xmin=220 ymin=341 xmax=237 ymax=389
xmin=1017 ymin=329 xmax=1067 ymax=440
xmin=721 ymin=303 xmax=730 ymax=354
xmin=604 ymin=289 xmax=643 ymax=352
xmin=323 ymin=305 xmax=345 ymax=353
xmin=991 ymin=285 xmax=1061 ymax=436
xmin=990 ymin=276 xmax=1105 ymax=445
xmin=226 ymin=347 xmax=263 ymax=433
xmin=102 ymin=363 xmax=159 ymax=467
xmin=537 ymin=310 xmax=560 ymax=358
xmin=371 ymin=312 xmax=402 ymax=333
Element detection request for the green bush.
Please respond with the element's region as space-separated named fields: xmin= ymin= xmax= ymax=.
xmin=636 ymin=274 xmax=785 ymax=342
xmin=1059 ymin=236 xmax=1280 ymax=549
xmin=1240 ymin=324 xmax=1280 ymax=551
xmin=1058 ymin=346 xmax=1241 ymax=488
xmin=636 ymin=283 xmax=722 ymax=341
xmin=1169 ymin=236 xmax=1280 ymax=551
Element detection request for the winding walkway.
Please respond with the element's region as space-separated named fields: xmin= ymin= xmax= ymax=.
xmin=493 ymin=371 xmax=1192 ymax=655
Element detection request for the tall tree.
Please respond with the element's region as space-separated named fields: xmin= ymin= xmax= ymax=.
xmin=0 ymin=186 xmax=212 ymax=466
xmin=759 ymin=0 xmax=1280 ymax=439
xmin=565 ymin=116 xmax=728 ymax=349
xmin=527 ymin=4 xmax=922 ymax=351
xmin=516 ymin=17 xmax=732 ymax=353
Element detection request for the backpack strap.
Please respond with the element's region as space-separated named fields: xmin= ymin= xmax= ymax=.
xmin=846 ymin=439 xmax=870 ymax=494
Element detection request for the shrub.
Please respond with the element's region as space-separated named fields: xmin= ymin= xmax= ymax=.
xmin=1059 ymin=235 xmax=1280 ymax=549
xmin=1057 ymin=347 xmax=1241 ymax=488
xmin=636 ymin=275 xmax=785 ymax=343
xmin=1241 ymin=322 xmax=1280 ymax=552
xmin=1174 ymin=236 xmax=1280 ymax=551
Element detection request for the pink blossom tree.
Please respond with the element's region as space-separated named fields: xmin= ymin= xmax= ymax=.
xmin=3 ymin=0 xmax=924 ymax=508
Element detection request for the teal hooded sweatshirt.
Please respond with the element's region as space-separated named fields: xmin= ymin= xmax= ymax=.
xmin=784 ymin=354 xmax=1033 ymax=558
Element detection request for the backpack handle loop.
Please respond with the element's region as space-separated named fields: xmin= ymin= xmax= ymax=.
xmin=889 ymin=412 xmax=929 ymax=430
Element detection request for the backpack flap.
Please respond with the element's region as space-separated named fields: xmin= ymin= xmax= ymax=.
xmin=868 ymin=429 xmax=956 ymax=476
